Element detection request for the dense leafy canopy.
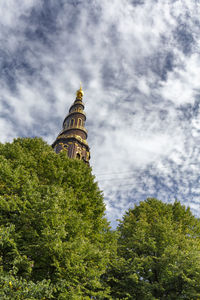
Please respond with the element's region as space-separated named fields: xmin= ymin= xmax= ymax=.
xmin=1 ymin=138 xmax=200 ymax=299
xmin=0 ymin=138 xmax=115 ymax=299
xmin=106 ymin=198 xmax=200 ymax=299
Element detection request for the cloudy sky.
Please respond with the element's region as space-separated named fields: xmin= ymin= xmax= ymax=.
xmin=1 ymin=0 xmax=200 ymax=227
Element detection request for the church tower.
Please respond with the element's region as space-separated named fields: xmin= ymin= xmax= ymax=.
xmin=52 ymin=86 xmax=90 ymax=164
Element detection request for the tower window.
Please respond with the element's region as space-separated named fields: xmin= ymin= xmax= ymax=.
xmin=70 ymin=119 xmax=74 ymax=126
xmin=64 ymin=120 xmax=69 ymax=128
xmin=78 ymin=118 xmax=82 ymax=126
xmin=76 ymin=153 xmax=81 ymax=160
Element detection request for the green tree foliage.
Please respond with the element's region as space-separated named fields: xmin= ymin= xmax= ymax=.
xmin=0 ymin=138 xmax=115 ymax=299
xmin=106 ymin=198 xmax=200 ymax=300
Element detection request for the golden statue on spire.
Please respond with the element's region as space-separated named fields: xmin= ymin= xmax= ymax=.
xmin=76 ymin=83 xmax=84 ymax=100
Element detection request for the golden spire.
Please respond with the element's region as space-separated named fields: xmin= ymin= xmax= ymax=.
xmin=76 ymin=83 xmax=84 ymax=100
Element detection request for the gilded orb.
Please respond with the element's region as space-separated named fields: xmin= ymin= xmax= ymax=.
xmin=76 ymin=86 xmax=84 ymax=100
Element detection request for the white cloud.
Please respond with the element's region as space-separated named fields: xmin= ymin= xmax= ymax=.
xmin=160 ymin=53 xmax=200 ymax=105
xmin=0 ymin=0 xmax=39 ymax=27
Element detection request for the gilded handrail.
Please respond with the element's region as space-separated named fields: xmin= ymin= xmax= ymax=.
xmin=59 ymin=125 xmax=88 ymax=135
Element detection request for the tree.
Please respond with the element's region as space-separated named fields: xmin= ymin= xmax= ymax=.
xmin=0 ymin=138 xmax=115 ymax=299
xmin=106 ymin=198 xmax=200 ymax=300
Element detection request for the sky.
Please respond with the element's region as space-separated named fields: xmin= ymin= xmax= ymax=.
xmin=1 ymin=0 xmax=200 ymax=227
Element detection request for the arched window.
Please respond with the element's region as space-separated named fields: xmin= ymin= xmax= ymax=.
xmin=76 ymin=153 xmax=81 ymax=160
xmin=70 ymin=119 xmax=74 ymax=126
xmin=64 ymin=120 xmax=69 ymax=128
xmin=78 ymin=118 xmax=82 ymax=126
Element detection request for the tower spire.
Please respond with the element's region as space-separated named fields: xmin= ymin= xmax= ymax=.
xmin=52 ymin=87 xmax=90 ymax=164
